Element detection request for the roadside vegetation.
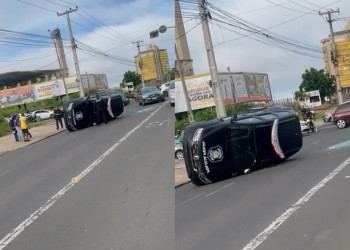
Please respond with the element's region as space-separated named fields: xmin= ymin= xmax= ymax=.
xmin=0 ymin=93 xmax=80 ymax=137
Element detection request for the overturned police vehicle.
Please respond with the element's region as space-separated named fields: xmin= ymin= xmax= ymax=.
xmin=183 ymin=106 xmax=303 ymax=185
xmin=63 ymin=92 xmax=123 ymax=131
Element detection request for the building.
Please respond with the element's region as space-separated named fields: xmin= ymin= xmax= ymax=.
xmin=134 ymin=44 xmax=170 ymax=84
xmin=321 ymin=20 xmax=350 ymax=99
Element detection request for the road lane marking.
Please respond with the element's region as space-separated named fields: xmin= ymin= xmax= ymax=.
xmin=0 ymin=168 xmax=14 ymax=177
xmin=345 ymin=176 xmax=350 ymax=178
xmin=205 ymin=182 xmax=235 ymax=197
xmin=241 ymin=156 xmax=350 ymax=250
xmin=176 ymin=192 xmax=205 ymax=206
xmin=0 ymin=101 xmax=168 ymax=250
xmin=137 ymin=107 xmax=154 ymax=113
xmin=312 ymin=140 xmax=320 ymax=145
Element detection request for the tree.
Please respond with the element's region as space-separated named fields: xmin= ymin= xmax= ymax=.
xmin=122 ymin=71 xmax=141 ymax=88
xmin=298 ymin=67 xmax=335 ymax=103
xmin=119 ymin=82 xmax=126 ymax=89
xmin=294 ymin=90 xmax=308 ymax=102
xmin=163 ymin=68 xmax=175 ymax=81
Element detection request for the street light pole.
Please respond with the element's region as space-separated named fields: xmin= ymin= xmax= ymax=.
xmin=198 ymin=0 xmax=226 ymax=118
xmin=57 ymin=8 xmax=85 ymax=98
xmin=319 ymin=9 xmax=343 ymax=105
xmin=175 ymin=45 xmax=195 ymax=123
xmin=132 ymin=40 xmax=145 ymax=88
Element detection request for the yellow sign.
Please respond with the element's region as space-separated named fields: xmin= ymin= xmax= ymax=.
xmin=336 ymin=40 xmax=350 ymax=87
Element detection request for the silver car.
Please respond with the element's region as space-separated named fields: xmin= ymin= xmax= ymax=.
xmin=175 ymin=140 xmax=184 ymax=159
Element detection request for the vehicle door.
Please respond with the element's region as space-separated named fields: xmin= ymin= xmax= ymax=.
xmin=227 ymin=126 xmax=257 ymax=173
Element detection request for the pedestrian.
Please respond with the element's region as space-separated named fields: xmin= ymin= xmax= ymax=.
xmin=9 ymin=114 xmax=18 ymax=142
xmin=19 ymin=113 xmax=30 ymax=142
xmin=53 ymin=106 xmax=64 ymax=130
xmin=94 ymin=94 xmax=107 ymax=125
xmin=14 ymin=114 xmax=23 ymax=142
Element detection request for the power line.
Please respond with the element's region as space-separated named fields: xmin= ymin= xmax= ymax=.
xmin=17 ymin=0 xmax=57 ymax=13
xmin=210 ymin=0 xmax=341 ymax=47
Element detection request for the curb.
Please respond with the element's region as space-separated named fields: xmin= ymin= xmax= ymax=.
xmin=175 ymin=180 xmax=191 ymax=188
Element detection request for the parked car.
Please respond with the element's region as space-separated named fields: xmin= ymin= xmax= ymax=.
xmin=120 ymin=92 xmax=130 ymax=106
xmin=333 ymin=101 xmax=350 ymax=129
xmin=138 ymin=86 xmax=165 ymax=106
xmin=169 ymin=81 xmax=175 ymax=107
xmin=29 ymin=109 xmax=55 ymax=121
xmin=175 ymin=140 xmax=184 ymax=159
xmin=63 ymin=92 xmax=124 ymax=131
xmin=160 ymin=81 xmax=171 ymax=97
xmin=183 ymin=106 xmax=303 ymax=185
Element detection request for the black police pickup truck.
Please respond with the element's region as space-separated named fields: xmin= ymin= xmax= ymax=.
xmin=183 ymin=106 xmax=303 ymax=185
xmin=63 ymin=92 xmax=123 ymax=131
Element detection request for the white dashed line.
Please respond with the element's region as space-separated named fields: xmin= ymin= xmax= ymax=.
xmin=241 ymin=156 xmax=350 ymax=250
xmin=0 ymin=101 xmax=168 ymax=250
xmin=176 ymin=192 xmax=205 ymax=206
xmin=0 ymin=168 xmax=14 ymax=177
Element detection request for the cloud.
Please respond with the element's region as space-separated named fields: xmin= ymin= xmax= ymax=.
xmin=181 ymin=0 xmax=350 ymax=100
xmin=0 ymin=0 xmax=174 ymax=88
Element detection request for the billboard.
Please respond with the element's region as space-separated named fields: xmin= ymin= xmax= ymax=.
xmin=174 ymin=73 xmax=214 ymax=113
xmin=336 ymin=40 xmax=350 ymax=87
xmin=0 ymin=74 xmax=108 ymax=107
xmin=175 ymin=72 xmax=272 ymax=113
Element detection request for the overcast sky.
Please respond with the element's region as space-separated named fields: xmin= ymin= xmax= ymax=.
xmin=180 ymin=0 xmax=350 ymax=100
xmin=0 ymin=0 xmax=174 ymax=88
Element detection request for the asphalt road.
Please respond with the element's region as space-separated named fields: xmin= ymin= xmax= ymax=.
xmin=0 ymin=100 xmax=174 ymax=250
xmin=176 ymin=123 xmax=350 ymax=250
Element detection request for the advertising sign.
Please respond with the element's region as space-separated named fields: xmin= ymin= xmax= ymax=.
xmin=34 ymin=79 xmax=66 ymax=100
xmin=0 ymin=85 xmax=36 ymax=106
xmin=175 ymin=73 xmax=214 ymax=113
xmin=141 ymin=54 xmax=158 ymax=81
xmin=175 ymin=72 xmax=272 ymax=113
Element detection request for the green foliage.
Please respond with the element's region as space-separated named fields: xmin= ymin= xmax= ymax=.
xmin=299 ymin=67 xmax=335 ymax=103
xmin=122 ymin=71 xmax=141 ymax=88
xmin=294 ymin=90 xmax=307 ymax=102
xmin=119 ymin=82 xmax=126 ymax=88
xmin=163 ymin=69 xmax=175 ymax=81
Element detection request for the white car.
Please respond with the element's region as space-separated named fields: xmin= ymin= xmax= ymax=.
xmin=160 ymin=81 xmax=172 ymax=97
xmin=169 ymin=81 xmax=175 ymax=107
xmin=30 ymin=109 xmax=55 ymax=121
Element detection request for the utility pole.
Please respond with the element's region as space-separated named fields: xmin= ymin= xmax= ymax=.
xmin=198 ymin=0 xmax=226 ymax=118
xmin=319 ymin=9 xmax=343 ymax=104
xmin=58 ymin=7 xmax=84 ymax=98
xmin=49 ymin=29 xmax=69 ymax=100
xmin=132 ymin=40 xmax=145 ymax=88
xmin=176 ymin=44 xmax=194 ymax=123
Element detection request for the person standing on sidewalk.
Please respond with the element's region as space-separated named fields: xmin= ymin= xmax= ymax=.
xmin=19 ymin=113 xmax=30 ymax=142
xmin=14 ymin=114 xmax=23 ymax=142
xmin=53 ymin=106 xmax=64 ymax=130
xmin=9 ymin=114 xmax=18 ymax=142
xmin=94 ymin=94 xmax=107 ymax=125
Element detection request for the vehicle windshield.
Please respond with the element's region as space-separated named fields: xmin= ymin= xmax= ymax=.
xmin=169 ymin=81 xmax=175 ymax=89
xmin=141 ymin=87 xmax=158 ymax=94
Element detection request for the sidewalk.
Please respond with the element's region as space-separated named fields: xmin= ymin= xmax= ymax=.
xmin=0 ymin=121 xmax=66 ymax=155
xmin=174 ymin=118 xmax=332 ymax=188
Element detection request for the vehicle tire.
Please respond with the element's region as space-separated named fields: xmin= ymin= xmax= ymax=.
xmin=163 ymin=91 xmax=168 ymax=97
xmin=50 ymin=114 xmax=54 ymax=118
xmin=175 ymin=150 xmax=184 ymax=159
xmin=336 ymin=119 xmax=347 ymax=129
xmin=36 ymin=116 xmax=41 ymax=122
